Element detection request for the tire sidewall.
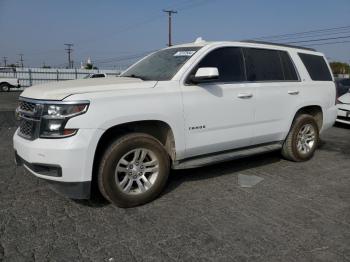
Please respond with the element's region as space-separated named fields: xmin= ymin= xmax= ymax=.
xmin=290 ymin=116 xmax=319 ymax=161
xmin=0 ymin=83 xmax=10 ymax=92
xmin=99 ymin=134 xmax=169 ymax=207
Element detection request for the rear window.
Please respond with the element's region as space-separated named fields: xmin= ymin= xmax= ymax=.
xmin=243 ymin=48 xmax=284 ymax=81
xmin=298 ymin=53 xmax=332 ymax=81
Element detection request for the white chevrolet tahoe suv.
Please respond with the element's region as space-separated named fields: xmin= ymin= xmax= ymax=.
xmin=14 ymin=40 xmax=337 ymax=207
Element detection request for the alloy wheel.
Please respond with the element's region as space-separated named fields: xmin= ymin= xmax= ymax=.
xmin=115 ymin=148 xmax=159 ymax=195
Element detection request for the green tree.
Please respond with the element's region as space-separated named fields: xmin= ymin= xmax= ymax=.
xmin=84 ymin=64 xmax=98 ymax=70
xmin=329 ymin=62 xmax=350 ymax=74
xmin=84 ymin=63 xmax=93 ymax=70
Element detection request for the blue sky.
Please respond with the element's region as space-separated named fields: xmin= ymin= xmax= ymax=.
xmin=1 ymin=0 xmax=349 ymax=68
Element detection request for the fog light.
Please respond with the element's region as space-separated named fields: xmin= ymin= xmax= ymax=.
xmin=48 ymin=121 xmax=62 ymax=131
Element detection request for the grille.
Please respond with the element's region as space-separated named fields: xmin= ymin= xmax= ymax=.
xmin=19 ymin=101 xmax=36 ymax=113
xmin=19 ymin=119 xmax=35 ymax=139
xmin=18 ymin=100 xmax=41 ymax=140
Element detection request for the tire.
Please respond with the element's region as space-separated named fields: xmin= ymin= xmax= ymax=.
xmin=0 ymin=83 xmax=10 ymax=92
xmin=282 ymin=114 xmax=320 ymax=162
xmin=98 ymin=133 xmax=170 ymax=208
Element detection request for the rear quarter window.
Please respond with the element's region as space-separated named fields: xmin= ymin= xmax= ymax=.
xmin=298 ymin=53 xmax=332 ymax=81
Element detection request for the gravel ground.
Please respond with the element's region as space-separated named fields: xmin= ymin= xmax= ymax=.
xmin=0 ymin=100 xmax=349 ymax=261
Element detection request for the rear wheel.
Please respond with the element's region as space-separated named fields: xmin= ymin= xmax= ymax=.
xmin=282 ymin=114 xmax=319 ymax=162
xmin=98 ymin=133 xmax=170 ymax=208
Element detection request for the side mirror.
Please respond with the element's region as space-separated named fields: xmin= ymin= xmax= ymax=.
xmin=190 ymin=67 xmax=219 ymax=83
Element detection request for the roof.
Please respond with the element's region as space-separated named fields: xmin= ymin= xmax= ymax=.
xmin=240 ymin=40 xmax=316 ymax=52
xmin=171 ymin=38 xmax=317 ymax=52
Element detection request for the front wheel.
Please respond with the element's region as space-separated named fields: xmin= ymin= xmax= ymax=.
xmin=282 ymin=114 xmax=320 ymax=162
xmin=98 ymin=133 xmax=170 ymax=208
xmin=0 ymin=83 xmax=10 ymax=92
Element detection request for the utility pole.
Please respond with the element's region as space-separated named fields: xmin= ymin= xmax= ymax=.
xmin=64 ymin=43 xmax=74 ymax=68
xmin=2 ymin=57 xmax=7 ymax=67
xmin=162 ymin=9 xmax=177 ymax=46
xmin=19 ymin=54 xmax=24 ymax=68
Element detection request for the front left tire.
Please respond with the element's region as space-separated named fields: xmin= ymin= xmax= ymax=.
xmin=98 ymin=133 xmax=170 ymax=208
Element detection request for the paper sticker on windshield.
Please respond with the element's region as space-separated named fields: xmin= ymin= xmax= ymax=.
xmin=174 ymin=51 xmax=196 ymax=57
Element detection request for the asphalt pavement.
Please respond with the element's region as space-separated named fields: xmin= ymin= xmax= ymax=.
xmin=0 ymin=92 xmax=349 ymax=261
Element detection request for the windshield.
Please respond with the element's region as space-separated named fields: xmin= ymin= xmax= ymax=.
xmin=121 ymin=47 xmax=201 ymax=81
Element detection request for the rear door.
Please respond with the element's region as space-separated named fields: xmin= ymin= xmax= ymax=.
xmin=242 ymin=48 xmax=301 ymax=145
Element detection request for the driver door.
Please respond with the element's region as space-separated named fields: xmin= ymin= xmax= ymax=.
xmin=181 ymin=47 xmax=255 ymax=158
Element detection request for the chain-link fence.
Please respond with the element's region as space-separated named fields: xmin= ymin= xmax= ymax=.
xmin=0 ymin=67 xmax=121 ymax=89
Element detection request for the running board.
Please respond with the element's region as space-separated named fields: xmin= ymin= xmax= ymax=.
xmin=172 ymin=142 xmax=283 ymax=170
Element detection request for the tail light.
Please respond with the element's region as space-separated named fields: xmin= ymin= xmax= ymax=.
xmin=335 ymin=82 xmax=339 ymax=105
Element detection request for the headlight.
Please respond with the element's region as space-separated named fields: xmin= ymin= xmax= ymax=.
xmin=40 ymin=102 xmax=89 ymax=138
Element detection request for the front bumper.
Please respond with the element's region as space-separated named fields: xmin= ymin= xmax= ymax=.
xmin=336 ymin=103 xmax=350 ymax=124
xmin=13 ymin=128 xmax=103 ymax=198
xmin=321 ymin=105 xmax=338 ymax=132
xmin=15 ymin=152 xmax=91 ymax=199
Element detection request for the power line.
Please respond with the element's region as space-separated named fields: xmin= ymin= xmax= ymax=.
xmin=76 ymin=0 xmax=211 ymax=54
xmin=64 ymin=43 xmax=74 ymax=68
xmin=163 ymin=10 xmax=177 ymax=46
xmin=254 ymin=25 xmax=350 ymax=40
xmin=94 ymin=50 xmax=156 ymax=65
xmin=261 ymin=28 xmax=350 ymax=42
xmin=303 ymin=40 xmax=350 ymax=47
xmin=177 ymin=0 xmax=210 ymax=11
xmin=84 ymin=27 xmax=350 ymax=68
xmin=285 ymin=35 xmax=350 ymax=44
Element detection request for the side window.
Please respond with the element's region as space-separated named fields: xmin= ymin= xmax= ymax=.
xmin=279 ymin=51 xmax=299 ymax=81
xmin=243 ymin=48 xmax=284 ymax=81
xmin=194 ymin=47 xmax=245 ymax=82
xmin=298 ymin=53 xmax=332 ymax=81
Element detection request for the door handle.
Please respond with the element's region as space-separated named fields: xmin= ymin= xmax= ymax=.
xmin=237 ymin=93 xmax=253 ymax=99
xmin=288 ymin=90 xmax=299 ymax=95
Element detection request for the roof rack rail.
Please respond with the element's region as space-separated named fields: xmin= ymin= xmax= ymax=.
xmin=240 ymin=40 xmax=316 ymax=52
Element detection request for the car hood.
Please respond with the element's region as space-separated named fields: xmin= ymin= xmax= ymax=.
xmin=20 ymin=77 xmax=157 ymax=100
xmin=339 ymin=93 xmax=350 ymax=104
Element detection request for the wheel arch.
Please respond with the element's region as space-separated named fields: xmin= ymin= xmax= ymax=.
xmin=291 ymin=105 xmax=323 ymax=130
xmin=91 ymin=120 xmax=176 ymax=194
xmin=0 ymin=81 xmax=11 ymax=86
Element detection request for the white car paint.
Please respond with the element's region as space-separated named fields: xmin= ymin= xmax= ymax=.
xmin=336 ymin=93 xmax=350 ymax=124
xmin=0 ymin=77 xmax=20 ymax=91
xmin=20 ymin=77 xmax=153 ymax=100
xmin=13 ymin=40 xmax=337 ymax=190
xmin=0 ymin=77 xmax=18 ymax=86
